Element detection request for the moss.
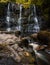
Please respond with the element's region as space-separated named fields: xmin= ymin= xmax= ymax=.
xmin=21 ymin=51 xmax=35 ymax=64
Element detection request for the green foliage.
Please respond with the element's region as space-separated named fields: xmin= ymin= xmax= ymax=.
xmin=32 ymin=0 xmax=44 ymax=6
xmin=9 ymin=0 xmax=16 ymax=2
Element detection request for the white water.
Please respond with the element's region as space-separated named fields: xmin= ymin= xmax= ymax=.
xmin=33 ymin=5 xmax=40 ymax=33
xmin=29 ymin=43 xmax=49 ymax=64
xmin=16 ymin=4 xmax=23 ymax=31
xmin=6 ymin=3 xmax=11 ymax=31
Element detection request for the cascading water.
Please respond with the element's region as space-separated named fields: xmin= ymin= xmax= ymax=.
xmin=27 ymin=5 xmax=40 ymax=35
xmin=33 ymin=5 xmax=40 ymax=33
xmin=6 ymin=3 xmax=11 ymax=32
xmin=16 ymin=4 xmax=23 ymax=32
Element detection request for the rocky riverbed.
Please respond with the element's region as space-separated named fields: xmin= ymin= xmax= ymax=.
xmin=0 ymin=32 xmax=36 ymax=65
xmin=0 ymin=31 xmax=50 ymax=65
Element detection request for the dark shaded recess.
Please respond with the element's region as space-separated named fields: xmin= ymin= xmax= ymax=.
xmin=37 ymin=31 xmax=50 ymax=45
xmin=0 ymin=57 xmax=18 ymax=65
xmin=19 ymin=39 xmax=29 ymax=48
xmin=36 ymin=6 xmax=42 ymax=16
xmin=42 ymin=0 xmax=50 ymax=29
xmin=0 ymin=3 xmax=7 ymax=17
xmin=12 ymin=3 xmax=20 ymax=14
xmin=36 ymin=6 xmax=48 ymax=30
xmin=47 ymin=11 xmax=50 ymax=29
xmin=23 ymin=8 xmax=30 ymax=17
xmin=40 ymin=17 xmax=47 ymax=30
xmin=42 ymin=0 xmax=50 ymax=8
xmin=10 ymin=0 xmax=16 ymax=2
xmin=0 ymin=46 xmax=3 ymax=50
xmin=15 ymin=31 xmax=21 ymax=36
xmin=0 ymin=3 xmax=8 ymax=29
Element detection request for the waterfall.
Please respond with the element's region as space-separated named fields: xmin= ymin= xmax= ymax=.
xmin=33 ymin=5 xmax=40 ymax=33
xmin=6 ymin=3 xmax=11 ymax=31
xmin=17 ymin=4 xmax=23 ymax=31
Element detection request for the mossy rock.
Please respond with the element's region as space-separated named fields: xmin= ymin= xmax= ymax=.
xmin=37 ymin=31 xmax=50 ymax=45
xmin=21 ymin=51 xmax=35 ymax=64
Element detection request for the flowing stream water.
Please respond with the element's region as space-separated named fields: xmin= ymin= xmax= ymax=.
xmin=6 ymin=3 xmax=11 ymax=32
xmin=33 ymin=5 xmax=40 ymax=33
xmin=16 ymin=4 xmax=23 ymax=32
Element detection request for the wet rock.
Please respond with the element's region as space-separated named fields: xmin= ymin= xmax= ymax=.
xmin=0 ymin=33 xmax=36 ymax=65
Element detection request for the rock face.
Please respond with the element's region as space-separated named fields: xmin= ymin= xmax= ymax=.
xmin=37 ymin=31 xmax=50 ymax=44
xmin=0 ymin=33 xmax=36 ymax=65
xmin=30 ymin=31 xmax=50 ymax=51
xmin=37 ymin=31 xmax=50 ymax=52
